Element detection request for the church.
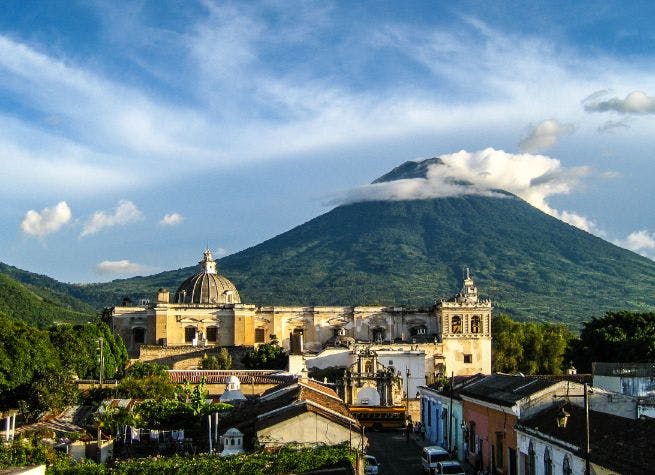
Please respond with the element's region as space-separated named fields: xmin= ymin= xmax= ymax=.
xmin=111 ymin=249 xmax=492 ymax=376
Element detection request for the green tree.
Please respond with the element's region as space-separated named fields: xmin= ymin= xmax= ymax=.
xmin=201 ymin=348 xmax=232 ymax=370
xmin=125 ymin=361 xmax=168 ymax=378
xmin=0 ymin=311 xmax=78 ymax=419
xmin=568 ymin=311 xmax=655 ymax=372
xmin=492 ymin=314 xmax=573 ymax=375
xmin=48 ymin=322 xmax=127 ymax=380
xmin=242 ymin=342 xmax=287 ymax=369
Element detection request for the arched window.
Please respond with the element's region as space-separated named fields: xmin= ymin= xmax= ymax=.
xmin=451 ymin=316 xmax=462 ymax=334
xmin=224 ymin=291 xmax=233 ymax=304
xmin=365 ymin=361 xmax=373 ymax=373
xmin=132 ymin=327 xmax=146 ymax=344
xmin=185 ymin=326 xmax=196 ymax=343
xmin=544 ymin=447 xmax=552 ymax=475
xmin=470 ymin=315 xmax=481 ymax=333
xmin=528 ymin=440 xmax=536 ymax=475
xmin=563 ymin=455 xmax=572 ymax=475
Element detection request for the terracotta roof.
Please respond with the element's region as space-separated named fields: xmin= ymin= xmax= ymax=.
xmin=167 ymin=370 xmax=294 ymax=385
xmin=218 ymin=380 xmax=360 ymax=443
xmin=517 ymin=404 xmax=655 ymax=473
xmin=459 ymin=374 xmax=558 ymax=406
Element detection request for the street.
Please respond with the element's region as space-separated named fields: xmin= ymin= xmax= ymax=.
xmin=365 ymin=428 xmax=424 ymax=475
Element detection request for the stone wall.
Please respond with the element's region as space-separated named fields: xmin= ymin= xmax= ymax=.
xmin=137 ymin=345 xmax=252 ymax=370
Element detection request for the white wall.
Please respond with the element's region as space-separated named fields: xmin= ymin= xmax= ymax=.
xmin=376 ymin=350 xmax=425 ymax=397
xmin=516 ymin=432 xmax=585 ymax=475
xmin=257 ymin=411 xmax=364 ymax=450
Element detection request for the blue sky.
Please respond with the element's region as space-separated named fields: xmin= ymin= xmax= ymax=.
xmin=1 ymin=0 xmax=655 ymax=283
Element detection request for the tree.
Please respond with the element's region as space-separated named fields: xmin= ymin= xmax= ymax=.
xmin=242 ymin=342 xmax=287 ymax=370
xmin=0 ymin=311 xmax=78 ymax=419
xmin=48 ymin=322 xmax=128 ymax=380
xmin=568 ymin=311 xmax=655 ymax=372
xmin=492 ymin=314 xmax=573 ymax=375
xmin=126 ymin=361 xmax=168 ymax=378
xmin=201 ymin=348 xmax=232 ymax=370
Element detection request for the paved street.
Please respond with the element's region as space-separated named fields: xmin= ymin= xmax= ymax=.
xmin=365 ymin=429 xmax=424 ymax=475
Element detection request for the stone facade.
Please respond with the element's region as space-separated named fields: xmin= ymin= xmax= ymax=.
xmin=112 ymin=251 xmax=492 ymax=376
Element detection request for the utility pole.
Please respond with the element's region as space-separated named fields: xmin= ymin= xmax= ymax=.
xmin=584 ymin=383 xmax=590 ymax=475
xmin=97 ymin=337 xmax=105 ymax=388
xmin=405 ymin=366 xmax=411 ymax=419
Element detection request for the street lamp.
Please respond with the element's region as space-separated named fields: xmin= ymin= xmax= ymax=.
xmin=554 ymin=383 xmax=590 ymax=475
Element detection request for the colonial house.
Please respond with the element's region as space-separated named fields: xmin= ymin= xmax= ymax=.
xmin=217 ymin=378 xmax=365 ymax=451
xmin=417 ymin=374 xmax=486 ymax=461
xmin=516 ymin=403 xmax=655 ymax=474
xmin=459 ymin=374 xmax=586 ymax=475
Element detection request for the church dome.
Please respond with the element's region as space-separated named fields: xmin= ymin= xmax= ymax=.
xmin=174 ymin=249 xmax=240 ymax=304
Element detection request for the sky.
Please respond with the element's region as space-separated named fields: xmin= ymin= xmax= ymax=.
xmin=1 ymin=0 xmax=655 ymax=283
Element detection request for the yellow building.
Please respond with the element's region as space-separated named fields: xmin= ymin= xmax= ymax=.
xmin=111 ymin=249 xmax=492 ymax=376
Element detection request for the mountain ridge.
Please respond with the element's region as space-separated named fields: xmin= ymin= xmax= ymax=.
xmin=3 ymin=157 xmax=655 ymax=327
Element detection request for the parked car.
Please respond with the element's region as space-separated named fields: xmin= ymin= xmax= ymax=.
xmin=364 ymin=454 xmax=380 ymax=474
xmin=421 ymin=446 xmax=450 ymax=474
xmin=435 ymin=461 xmax=465 ymax=475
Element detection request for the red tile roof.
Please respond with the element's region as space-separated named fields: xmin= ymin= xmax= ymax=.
xmin=167 ymin=369 xmax=294 ymax=385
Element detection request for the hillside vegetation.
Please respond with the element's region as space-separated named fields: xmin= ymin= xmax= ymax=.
xmin=0 ymin=272 xmax=93 ymax=327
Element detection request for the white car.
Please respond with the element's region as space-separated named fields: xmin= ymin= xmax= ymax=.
xmin=436 ymin=461 xmax=466 ymax=475
xmin=364 ymin=454 xmax=380 ymax=474
xmin=421 ymin=446 xmax=450 ymax=474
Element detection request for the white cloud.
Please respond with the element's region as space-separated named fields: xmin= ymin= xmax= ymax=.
xmin=215 ymin=247 xmax=227 ymax=257
xmin=160 ymin=212 xmax=184 ymax=226
xmin=584 ymin=90 xmax=655 ymax=115
xmin=615 ymin=230 xmax=655 ymax=255
xmin=81 ymin=200 xmax=143 ymax=237
xmin=333 ymin=148 xmax=597 ymax=232
xmin=20 ymin=201 xmax=72 ymax=237
xmin=519 ymin=119 xmax=575 ymax=152
xmin=95 ymin=260 xmax=145 ymax=275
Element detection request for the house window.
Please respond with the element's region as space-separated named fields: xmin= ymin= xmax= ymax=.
xmin=372 ymin=328 xmax=385 ymax=342
xmin=206 ymin=326 xmax=218 ymax=342
xmin=468 ymin=422 xmax=476 ymax=452
xmin=185 ymin=326 xmax=196 ymax=343
xmin=528 ymin=440 xmax=536 ymax=475
xmin=451 ymin=315 xmax=462 ymax=333
xmin=563 ymin=455 xmax=572 ymax=475
xmin=464 ymin=354 xmax=473 ymax=364
xmin=471 ymin=315 xmax=481 ymax=333
xmin=544 ymin=447 xmax=552 ymax=475
xmin=255 ymin=328 xmax=266 ymax=343
xmin=495 ymin=432 xmax=504 ymax=468
xmin=133 ymin=327 xmax=145 ymax=344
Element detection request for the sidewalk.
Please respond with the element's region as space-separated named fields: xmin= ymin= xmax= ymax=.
xmin=407 ymin=431 xmax=476 ymax=474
